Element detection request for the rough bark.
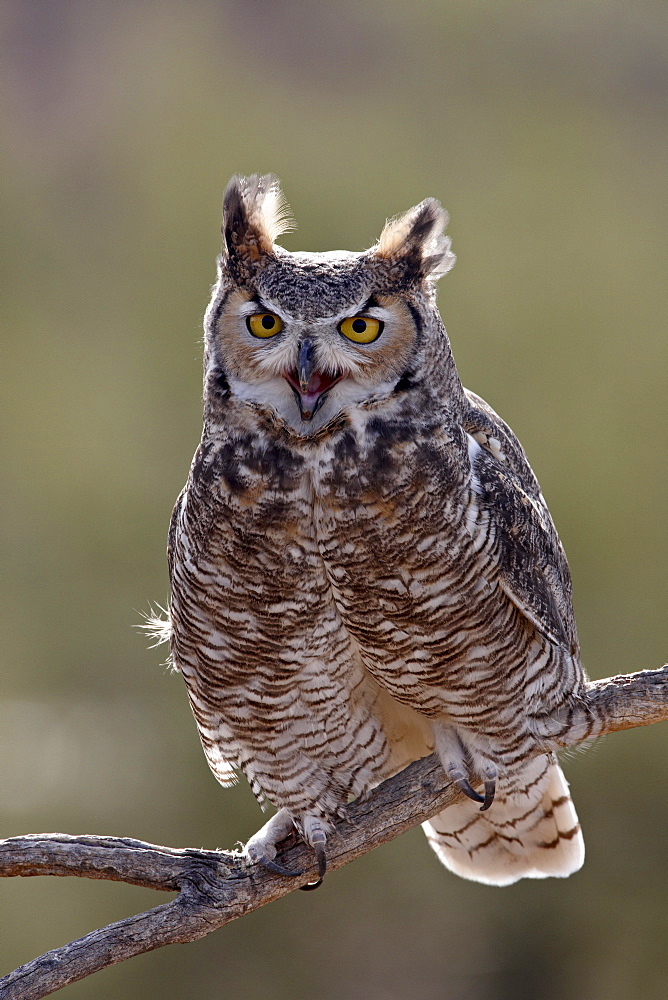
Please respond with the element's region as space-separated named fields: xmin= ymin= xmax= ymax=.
xmin=1 ymin=665 xmax=666 ymax=1000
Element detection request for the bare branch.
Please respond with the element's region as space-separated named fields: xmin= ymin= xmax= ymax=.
xmin=1 ymin=666 xmax=666 ymax=1000
xmin=533 ymin=666 xmax=668 ymax=745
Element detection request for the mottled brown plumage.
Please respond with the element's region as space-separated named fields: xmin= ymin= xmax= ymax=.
xmin=166 ymin=175 xmax=586 ymax=886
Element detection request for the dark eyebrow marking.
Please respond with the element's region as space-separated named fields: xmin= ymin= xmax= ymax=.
xmin=357 ymin=294 xmax=381 ymax=313
xmin=250 ymin=293 xmax=274 ymax=312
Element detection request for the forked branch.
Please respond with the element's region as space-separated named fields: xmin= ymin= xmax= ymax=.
xmin=1 ymin=666 xmax=666 ymax=1000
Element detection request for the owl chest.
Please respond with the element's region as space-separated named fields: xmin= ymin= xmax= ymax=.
xmin=179 ymin=425 xmax=491 ymax=685
xmin=311 ymin=442 xmax=484 ymax=633
xmin=198 ymin=423 xmax=473 ymax=595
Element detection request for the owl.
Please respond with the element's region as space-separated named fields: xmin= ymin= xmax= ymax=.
xmin=166 ymin=174 xmax=586 ymax=889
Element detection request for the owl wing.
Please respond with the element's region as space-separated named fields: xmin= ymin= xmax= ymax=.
xmin=463 ymin=389 xmax=579 ymax=657
xmin=167 ymin=486 xmax=186 ymax=581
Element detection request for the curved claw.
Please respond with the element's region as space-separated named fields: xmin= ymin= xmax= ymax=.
xmin=299 ymin=876 xmax=323 ymax=891
xmin=480 ymin=766 xmax=497 ymax=812
xmin=299 ymin=839 xmax=327 ymax=891
xmin=453 ymin=774 xmax=485 ymax=805
xmin=314 ymin=840 xmax=327 ymax=878
xmin=481 ymin=777 xmax=496 ymax=811
xmin=255 ymin=855 xmax=304 ymax=878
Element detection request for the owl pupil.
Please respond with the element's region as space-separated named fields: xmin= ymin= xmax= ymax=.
xmin=261 ymin=315 xmax=275 ymax=330
xmin=352 ymin=319 xmax=367 ymax=333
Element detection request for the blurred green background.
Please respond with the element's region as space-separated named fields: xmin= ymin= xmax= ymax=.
xmin=1 ymin=1 xmax=666 ymax=998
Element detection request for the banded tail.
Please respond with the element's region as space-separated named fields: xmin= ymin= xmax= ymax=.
xmin=423 ymin=754 xmax=584 ymax=886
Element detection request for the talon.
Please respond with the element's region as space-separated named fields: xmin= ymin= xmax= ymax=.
xmin=314 ymin=840 xmax=327 ymax=878
xmin=299 ymin=877 xmax=323 ymax=891
xmin=255 ymin=856 xmax=304 ymax=878
xmin=299 ymin=831 xmax=327 ymax=891
xmin=481 ymin=765 xmax=497 ymax=812
xmin=452 ymin=774 xmax=485 ymax=805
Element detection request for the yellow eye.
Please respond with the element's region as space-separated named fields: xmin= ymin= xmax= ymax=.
xmin=338 ymin=315 xmax=383 ymax=344
xmin=246 ymin=312 xmax=284 ymax=338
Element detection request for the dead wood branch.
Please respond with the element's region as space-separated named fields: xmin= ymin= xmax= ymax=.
xmin=1 ymin=665 xmax=666 ymax=1000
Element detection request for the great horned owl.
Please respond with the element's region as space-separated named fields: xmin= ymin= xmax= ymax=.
xmin=166 ymin=174 xmax=585 ymax=888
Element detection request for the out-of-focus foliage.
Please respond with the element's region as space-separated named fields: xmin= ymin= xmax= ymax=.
xmin=1 ymin=2 xmax=666 ymax=997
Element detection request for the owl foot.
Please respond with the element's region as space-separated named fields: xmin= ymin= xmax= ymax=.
xmin=244 ymin=807 xmax=305 ymax=879
xmin=298 ymin=815 xmax=329 ymax=891
xmin=434 ymin=723 xmax=498 ymax=812
xmin=244 ymin=808 xmax=331 ymax=889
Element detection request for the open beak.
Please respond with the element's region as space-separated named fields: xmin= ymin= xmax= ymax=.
xmin=284 ymin=339 xmax=344 ymax=421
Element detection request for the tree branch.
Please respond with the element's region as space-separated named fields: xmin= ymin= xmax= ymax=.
xmin=1 ymin=665 xmax=666 ymax=1000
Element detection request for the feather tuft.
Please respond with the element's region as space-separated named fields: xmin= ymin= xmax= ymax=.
xmin=374 ymin=197 xmax=455 ymax=281
xmin=137 ymin=604 xmax=172 ymax=649
xmin=223 ymin=174 xmax=295 ymax=265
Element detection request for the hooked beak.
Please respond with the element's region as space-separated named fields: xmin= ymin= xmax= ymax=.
xmin=284 ymin=339 xmax=344 ymax=422
xmin=298 ymin=339 xmax=316 ymax=393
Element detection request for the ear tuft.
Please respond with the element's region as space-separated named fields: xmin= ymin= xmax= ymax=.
xmin=222 ymin=174 xmax=295 ymax=273
xmin=375 ymin=198 xmax=455 ymax=281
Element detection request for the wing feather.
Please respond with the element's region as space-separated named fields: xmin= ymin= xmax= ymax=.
xmin=463 ymin=389 xmax=579 ymax=656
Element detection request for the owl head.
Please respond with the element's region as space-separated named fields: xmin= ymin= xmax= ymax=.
xmin=204 ymin=174 xmax=457 ymax=435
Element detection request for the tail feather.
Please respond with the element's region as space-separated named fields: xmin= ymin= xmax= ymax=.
xmin=423 ymin=754 xmax=583 ymax=886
